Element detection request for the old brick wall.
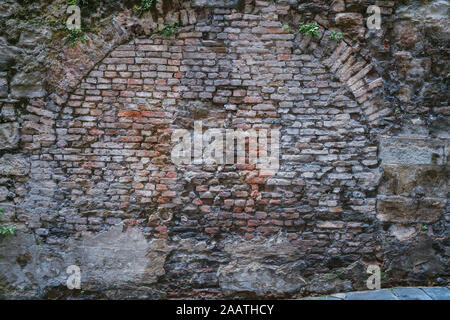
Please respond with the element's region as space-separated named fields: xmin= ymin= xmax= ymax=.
xmin=0 ymin=0 xmax=448 ymax=299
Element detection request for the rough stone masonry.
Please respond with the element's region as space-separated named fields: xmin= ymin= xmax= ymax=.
xmin=0 ymin=0 xmax=448 ymax=299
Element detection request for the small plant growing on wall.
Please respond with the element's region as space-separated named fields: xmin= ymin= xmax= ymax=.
xmin=139 ymin=0 xmax=154 ymax=10
xmin=330 ymin=30 xmax=343 ymax=41
xmin=133 ymin=0 xmax=154 ymax=14
xmin=63 ymin=27 xmax=87 ymax=46
xmin=68 ymin=0 xmax=89 ymax=6
xmin=158 ymin=21 xmax=179 ymax=37
xmin=299 ymin=22 xmax=319 ymax=37
xmin=0 ymin=207 xmax=16 ymax=237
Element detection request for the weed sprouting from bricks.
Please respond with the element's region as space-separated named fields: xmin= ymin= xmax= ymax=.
xmin=299 ymin=22 xmax=320 ymax=37
xmin=158 ymin=21 xmax=179 ymax=37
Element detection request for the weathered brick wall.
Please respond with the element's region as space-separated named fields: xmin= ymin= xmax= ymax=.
xmin=26 ymin=4 xmax=383 ymax=248
xmin=0 ymin=0 xmax=448 ymax=299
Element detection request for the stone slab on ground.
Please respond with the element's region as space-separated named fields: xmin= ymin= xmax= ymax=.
xmin=420 ymin=287 xmax=450 ymax=300
xmin=303 ymin=296 xmax=343 ymax=300
xmin=345 ymin=289 xmax=399 ymax=300
xmin=392 ymin=288 xmax=432 ymax=300
xmin=304 ymin=287 xmax=450 ymax=300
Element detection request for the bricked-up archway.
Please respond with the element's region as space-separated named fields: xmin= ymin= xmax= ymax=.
xmin=41 ymin=6 xmax=386 ymax=235
xmin=16 ymin=1 xmax=393 ymax=297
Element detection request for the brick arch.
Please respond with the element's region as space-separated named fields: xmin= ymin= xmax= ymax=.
xmin=24 ymin=2 xmax=385 ymax=245
xmin=49 ymin=1 xmax=211 ymax=101
xmin=56 ymin=2 xmax=391 ymax=131
xmin=301 ymin=16 xmax=391 ymax=130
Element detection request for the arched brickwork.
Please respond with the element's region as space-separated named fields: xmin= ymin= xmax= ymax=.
xmin=22 ymin=3 xmax=384 ymax=253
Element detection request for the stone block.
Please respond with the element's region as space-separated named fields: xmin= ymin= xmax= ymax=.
xmin=317 ymin=221 xmax=345 ymax=229
xmin=10 ymin=72 xmax=46 ymax=98
xmin=217 ymin=236 xmax=306 ymax=296
xmin=0 ymin=186 xmax=8 ymax=201
xmin=0 ymin=122 xmax=19 ymax=150
xmin=331 ymin=0 xmax=345 ymax=12
xmin=379 ymin=164 xmax=449 ymax=198
xmin=0 ymin=78 xmax=7 ymax=97
xmin=379 ymin=137 xmax=445 ymax=165
xmin=0 ymin=154 xmax=30 ymax=176
xmin=335 ymin=13 xmax=364 ymax=26
xmin=0 ymin=104 xmax=16 ymax=121
xmin=389 ymin=225 xmax=417 ymax=241
xmin=377 ymin=195 xmax=445 ymax=223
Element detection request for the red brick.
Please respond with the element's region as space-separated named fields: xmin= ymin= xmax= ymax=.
xmin=205 ymin=227 xmax=219 ymax=234
xmin=155 ymin=226 xmax=167 ymax=233
xmin=156 ymin=184 xmax=168 ymax=191
xmin=244 ymin=96 xmax=263 ymax=103
xmin=248 ymin=220 xmax=259 ymax=227
xmin=119 ymin=136 xmax=143 ymax=142
xmin=128 ymin=79 xmax=143 ymax=85
xmin=118 ymin=110 xmax=141 ymax=117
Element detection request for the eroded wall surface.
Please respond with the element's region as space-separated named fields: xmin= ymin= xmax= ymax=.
xmin=0 ymin=0 xmax=448 ymax=298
